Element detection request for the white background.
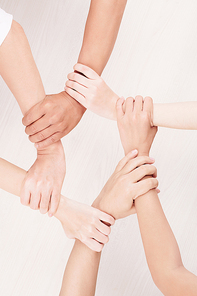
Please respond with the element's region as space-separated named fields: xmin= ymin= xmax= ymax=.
xmin=0 ymin=0 xmax=197 ymax=295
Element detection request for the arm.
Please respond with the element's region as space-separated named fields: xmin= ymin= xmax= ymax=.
xmin=59 ymin=240 xmax=101 ymax=296
xmin=135 ymin=190 xmax=197 ymax=296
xmin=153 ymin=102 xmax=197 ymax=129
xmin=0 ymin=20 xmax=66 ymax=216
xmin=22 ymin=0 xmax=127 ymax=148
xmin=66 ymin=65 xmax=197 ymax=129
xmin=0 ymin=157 xmax=114 ymax=251
xmin=59 ymin=150 xmax=159 ymax=296
xmin=77 ymin=0 xmax=127 ymax=75
xmin=117 ymin=96 xmax=197 ymax=295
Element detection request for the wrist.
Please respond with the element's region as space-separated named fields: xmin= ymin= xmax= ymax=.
xmin=36 ymin=140 xmax=63 ymax=156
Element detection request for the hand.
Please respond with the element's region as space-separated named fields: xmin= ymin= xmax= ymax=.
xmin=92 ymin=150 xmax=158 ymax=220
xmin=22 ymin=92 xmax=86 ymax=149
xmin=56 ymin=196 xmax=115 ymax=252
xmin=65 ymin=63 xmax=119 ymax=120
xmin=20 ymin=140 xmax=66 ymax=216
xmin=116 ymin=96 xmax=157 ymax=156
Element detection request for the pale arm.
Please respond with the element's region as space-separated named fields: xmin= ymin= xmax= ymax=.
xmin=135 ymin=190 xmax=197 ymax=296
xmin=153 ymin=102 xmax=197 ymax=129
xmin=116 ymin=96 xmax=197 ymax=295
xmin=59 ymin=240 xmax=101 ymax=296
xmin=67 ymin=64 xmax=197 ymax=129
xmin=0 ymin=19 xmax=66 ymax=216
xmin=0 ymin=20 xmax=45 ymax=115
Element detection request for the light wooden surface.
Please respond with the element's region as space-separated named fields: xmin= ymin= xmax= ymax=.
xmin=0 ymin=0 xmax=197 ymax=295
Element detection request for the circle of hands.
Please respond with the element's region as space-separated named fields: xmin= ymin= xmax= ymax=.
xmin=21 ymin=64 xmax=158 ymax=252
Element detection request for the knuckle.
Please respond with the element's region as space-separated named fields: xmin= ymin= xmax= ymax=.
xmin=52 ymin=196 xmax=60 ymax=206
xmin=49 ymin=135 xmax=56 ymax=144
xmin=38 ymin=132 xmax=45 ymax=141
xmin=49 ymin=114 xmax=59 ymax=125
xmin=44 ymin=101 xmax=53 ymax=109
xmin=88 ymin=225 xmax=95 ymax=236
xmin=30 ymin=124 xmax=37 ymax=134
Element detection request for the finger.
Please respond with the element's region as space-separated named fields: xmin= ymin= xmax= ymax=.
xmin=66 ymin=80 xmax=88 ymax=98
xmin=65 ymin=86 xmax=87 ymax=107
xmin=133 ymin=178 xmax=159 ymax=199
xmin=134 ymin=95 xmax=143 ymax=113
xmin=156 ymin=188 xmax=160 ymax=193
xmin=67 ymin=72 xmax=90 ymax=88
xmin=29 ymin=125 xmax=60 ymax=144
xmin=48 ymin=190 xmax=61 ymax=217
xmin=39 ymin=191 xmax=51 ymax=214
xmin=84 ymin=238 xmax=104 ymax=252
xmin=116 ymin=97 xmax=125 ymax=120
xmin=25 ymin=115 xmax=50 ymax=136
xmin=73 ymin=63 xmax=99 ymax=80
xmin=93 ymin=229 xmax=109 ymax=244
xmin=115 ymin=149 xmax=138 ymax=172
xmin=129 ymin=164 xmax=157 ymax=183
xmin=125 ymin=97 xmax=134 ymax=115
xmin=29 ymin=192 xmax=41 ymax=210
xmin=35 ymin=132 xmax=62 ymax=149
xmin=122 ymin=155 xmax=155 ymax=175
xmin=22 ymin=102 xmax=44 ymax=127
xmin=96 ymin=220 xmax=111 ymax=236
xmin=143 ymin=96 xmax=153 ymax=125
xmin=98 ymin=211 xmax=115 ymax=226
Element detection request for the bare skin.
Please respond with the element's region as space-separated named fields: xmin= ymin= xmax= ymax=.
xmin=117 ymin=96 xmax=197 ymax=295
xmin=92 ymin=150 xmax=158 ymax=219
xmin=0 ymin=20 xmax=66 ymax=216
xmin=66 ymin=63 xmax=197 ymax=130
xmin=22 ymin=0 xmax=128 ymax=148
xmin=0 ymin=157 xmax=114 ymax=252
xmin=60 ymin=96 xmax=197 ymax=296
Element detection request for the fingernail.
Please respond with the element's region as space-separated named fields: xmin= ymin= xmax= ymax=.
xmin=131 ymin=149 xmax=138 ymax=154
xmin=48 ymin=213 xmax=53 ymax=218
xmin=34 ymin=143 xmax=38 ymax=149
xmin=150 ymin=157 xmax=155 ymax=161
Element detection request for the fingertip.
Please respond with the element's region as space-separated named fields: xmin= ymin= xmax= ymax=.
xmin=109 ymin=217 xmax=115 ymax=226
xmin=131 ymin=149 xmax=138 ymax=156
xmin=149 ymin=157 xmax=155 ymax=162
xmin=126 ymin=149 xmax=138 ymax=158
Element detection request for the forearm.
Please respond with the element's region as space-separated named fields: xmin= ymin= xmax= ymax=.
xmin=59 ymin=240 xmax=100 ymax=296
xmin=78 ymin=0 xmax=127 ymax=75
xmin=0 ymin=20 xmax=45 ymax=115
xmin=0 ymin=158 xmax=100 ymax=296
xmin=135 ymin=189 xmax=197 ymax=295
xmin=0 ymin=20 xmax=63 ymax=154
xmin=153 ymin=102 xmax=197 ymax=129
